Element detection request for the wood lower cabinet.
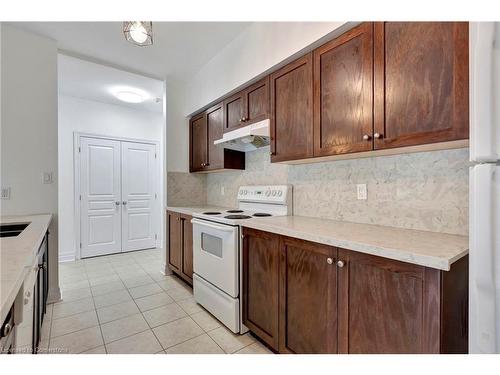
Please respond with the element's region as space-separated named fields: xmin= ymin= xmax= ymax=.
xmin=242 ymin=228 xmax=280 ymax=350
xmin=279 ymin=236 xmax=338 ymax=354
xmin=242 ymin=228 xmax=468 ymax=354
xmin=337 ymin=249 xmax=468 ymax=353
xmin=223 ymin=76 xmax=270 ymax=133
xmin=180 ymin=214 xmax=193 ymax=283
xmin=190 ymin=103 xmax=245 ymax=173
xmin=313 ymin=22 xmax=374 ymax=156
xmin=373 ymin=22 xmax=469 ymax=149
xmin=167 ymin=211 xmax=193 ymax=285
xmin=167 ymin=211 xmax=182 ymax=273
xmin=270 ymin=53 xmax=314 ymax=162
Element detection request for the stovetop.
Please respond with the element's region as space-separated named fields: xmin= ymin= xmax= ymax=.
xmin=193 ymin=209 xmax=278 ymax=225
xmin=193 ymin=185 xmax=292 ymax=225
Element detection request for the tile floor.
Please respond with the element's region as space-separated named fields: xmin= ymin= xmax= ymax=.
xmin=40 ymin=248 xmax=272 ymax=354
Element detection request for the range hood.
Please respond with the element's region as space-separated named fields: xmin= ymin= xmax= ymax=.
xmin=214 ymin=119 xmax=270 ymax=152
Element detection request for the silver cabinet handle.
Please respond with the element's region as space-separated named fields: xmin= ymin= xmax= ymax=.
xmin=337 ymin=260 xmax=345 ymax=268
xmin=327 ymin=257 xmax=333 ymax=265
xmin=122 ymin=201 xmax=127 ymax=205
xmin=363 ymin=134 xmax=371 ymax=141
xmin=2 ymin=323 xmax=12 ymax=336
xmin=374 ymin=133 xmax=383 ymax=139
xmin=115 ymin=201 xmax=120 ymax=206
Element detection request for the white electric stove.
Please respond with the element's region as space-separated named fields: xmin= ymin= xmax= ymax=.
xmin=191 ymin=185 xmax=292 ymax=333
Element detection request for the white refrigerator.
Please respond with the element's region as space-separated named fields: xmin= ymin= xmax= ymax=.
xmin=469 ymin=22 xmax=500 ymax=353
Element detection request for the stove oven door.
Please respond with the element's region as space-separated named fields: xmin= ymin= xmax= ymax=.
xmin=191 ymin=218 xmax=239 ymax=297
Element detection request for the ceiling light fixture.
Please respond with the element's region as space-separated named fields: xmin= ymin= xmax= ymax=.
xmin=111 ymin=87 xmax=149 ymax=104
xmin=123 ymin=21 xmax=153 ymax=47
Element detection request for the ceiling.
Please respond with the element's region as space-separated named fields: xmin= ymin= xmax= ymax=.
xmin=10 ymin=22 xmax=252 ymax=79
xmin=58 ymin=54 xmax=164 ymax=112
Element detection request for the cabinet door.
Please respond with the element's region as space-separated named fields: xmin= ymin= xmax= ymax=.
xmin=373 ymin=22 xmax=469 ymax=149
xmin=223 ymin=91 xmax=245 ymax=132
xmin=279 ymin=237 xmax=337 ymax=354
xmin=313 ymin=22 xmax=374 ymax=156
xmin=206 ymin=103 xmax=224 ymax=170
xmin=337 ymin=248 xmax=440 ymax=353
xmin=242 ymin=228 xmax=280 ymax=351
xmin=180 ymin=214 xmax=193 ymax=284
xmin=270 ymin=53 xmax=314 ymax=162
xmin=167 ymin=211 xmax=181 ymax=272
xmin=245 ymin=76 xmax=269 ymax=124
xmin=189 ymin=113 xmax=208 ymax=172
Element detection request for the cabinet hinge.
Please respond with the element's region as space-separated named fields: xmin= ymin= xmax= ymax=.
xmin=78 ymin=146 xmax=81 ymax=153
xmin=79 ymin=195 xmax=82 ymax=201
xmin=79 ymin=242 xmax=82 ymax=249
xmin=155 ymin=193 xmax=157 ymax=199
xmin=154 ymin=153 xmax=157 ymax=159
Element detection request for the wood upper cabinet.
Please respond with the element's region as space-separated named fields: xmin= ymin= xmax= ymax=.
xmin=314 ymin=22 xmax=374 ymax=156
xmin=206 ymin=103 xmax=224 ymax=170
xmin=167 ymin=211 xmax=194 ymax=285
xmin=373 ymin=22 xmax=469 ymax=149
xmin=189 ymin=113 xmax=207 ymax=172
xmin=180 ymin=213 xmax=193 ymax=283
xmin=167 ymin=211 xmax=181 ymax=272
xmin=279 ymin=237 xmax=338 ymax=354
xmin=245 ymin=76 xmax=270 ymax=124
xmin=270 ymin=53 xmax=314 ymax=162
xmin=242 ymin=227 xmax=280 ymax=351
xmin=223 ymin=76 xmax=270 ymax=133
xmin=223 ymin=91 xmax=245 ymax=132
xmin=190 ymin=104 xmax=245 ymax=173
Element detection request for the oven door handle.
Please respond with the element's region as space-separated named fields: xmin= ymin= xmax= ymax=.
xmin=191 ymin=218 xmax=237 ymax=232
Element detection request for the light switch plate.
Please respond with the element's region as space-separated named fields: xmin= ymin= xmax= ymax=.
xmin=1 ymin=187 xmax=11 ymax=199
xmin=220 ymin=186 xmax=225 ymax=196
xmin=43 ymin=172 xmax=53 ymax=184
xmin=357 ymin=184 xmax=367 ymax=200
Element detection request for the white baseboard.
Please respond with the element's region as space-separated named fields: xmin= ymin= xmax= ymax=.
xmin=47 ymin=286 xmax=62 ymax=304
xmin=58 ymin=252 xmax=76 ymax=263
xmin=161 ymin=263 xmax=173 ymax=276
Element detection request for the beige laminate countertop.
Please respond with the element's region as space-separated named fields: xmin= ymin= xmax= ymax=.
xmin=240 ymin=216 xmax=468 ymax=271
xmin=0 ymin=214 xmax=52 ymax=323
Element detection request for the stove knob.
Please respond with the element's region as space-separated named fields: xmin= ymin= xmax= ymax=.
xmin=265 ymin=190 xmax=271 ymax=197
xmin=272 ymin=190 xmax=277 ymax=196
xmin=277 ymin=191 xmax=283 ymax=197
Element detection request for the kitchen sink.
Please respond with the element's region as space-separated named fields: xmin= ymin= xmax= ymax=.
xmin=0 ymin=223 xmax=29 ymax=238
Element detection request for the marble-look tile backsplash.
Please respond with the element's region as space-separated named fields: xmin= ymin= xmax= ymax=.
xmin=168 ymin=148 xmax=469 ymax=235
xmin=167 ymin=171 xmax=206 ymax=206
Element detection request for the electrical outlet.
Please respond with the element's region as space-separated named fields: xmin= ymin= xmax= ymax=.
xmin=1 ymin=187 xmax=11 ymax=199
xmin=43 ymin=172 xmax=53 ymax=184
xmin=357 ymin=184 xmax=367 ymax=200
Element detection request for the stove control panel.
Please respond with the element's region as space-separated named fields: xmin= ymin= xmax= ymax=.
xmin=237 ymin=185 xmax=290 ymax=204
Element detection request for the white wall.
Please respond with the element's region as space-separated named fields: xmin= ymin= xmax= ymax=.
xmin=166 ymin=22 xmax=346 ymax=172
xmin=58 ymin=95 xmax=164 ymax=261
xmin=1 ymin=25 xmax=60 ymax=302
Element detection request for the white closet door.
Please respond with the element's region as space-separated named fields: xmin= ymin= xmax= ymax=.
xmin=121 ymin=141 xmax=156 ymax=252
xmin=80 ymin=137 xmax=122 ymax=258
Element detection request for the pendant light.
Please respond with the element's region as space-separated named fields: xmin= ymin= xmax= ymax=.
xmin=123 ymin=21 xmax=153 ymax=47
